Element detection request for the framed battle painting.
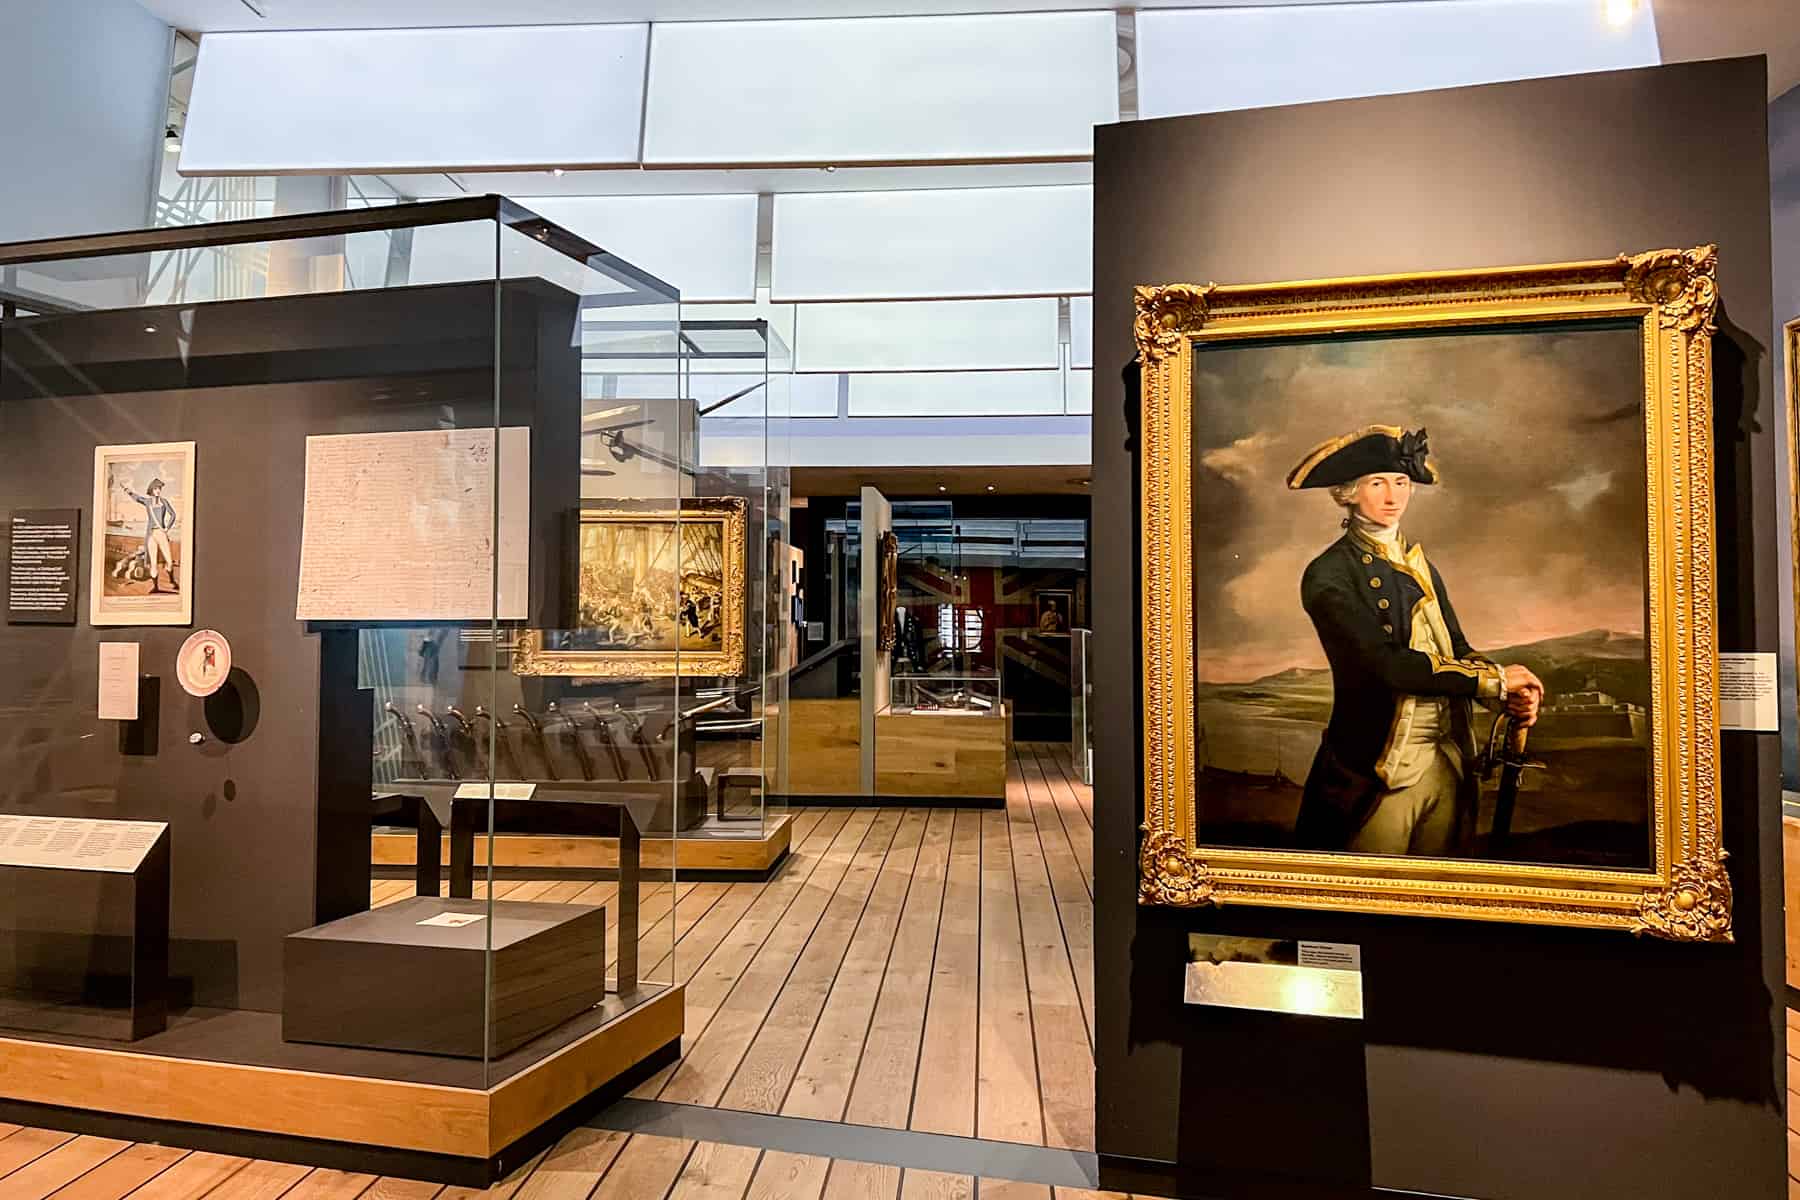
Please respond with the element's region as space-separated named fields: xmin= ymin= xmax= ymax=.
xmin=1134 ymin=247 xmax=1728 ymax=940
xmin=512 ymin=496 xmax=747 ymax=678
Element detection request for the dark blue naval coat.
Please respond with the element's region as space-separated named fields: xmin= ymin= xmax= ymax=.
xmin=1292 ymin=531 xmax=1495 ymax=851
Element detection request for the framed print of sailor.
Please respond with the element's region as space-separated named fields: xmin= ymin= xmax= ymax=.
xmin=1133 ymin=248 xmax=1729 ymax=940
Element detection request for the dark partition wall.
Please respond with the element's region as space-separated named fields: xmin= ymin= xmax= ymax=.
xmin=0 ymin=280 xmax=579 ymax=1014
xmin=1091 ymin=58 xmax=1783 ymax=1200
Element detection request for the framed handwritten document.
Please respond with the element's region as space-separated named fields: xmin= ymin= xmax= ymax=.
xmin=296 ymin=428 xmax=531 ymax=622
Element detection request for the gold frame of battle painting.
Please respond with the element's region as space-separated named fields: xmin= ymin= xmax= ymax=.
xmin=512 ymin=496 xmax=748 ymax=679
xmin=1133 ymin=248 xmax=1727 ymax=940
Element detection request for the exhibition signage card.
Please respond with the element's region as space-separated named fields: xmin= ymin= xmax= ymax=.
xmin=0 ymin=814 xmax=166 ymax=874
xmin=1185 ymin=933 xmax=1364 ymax=1020
xmin=295 ymin=428 xmax=530 ymax=622
xmin=417 ymin=912 xmax=486 ymax=928
xmin=7 ymin=508 xmax=79 ymax=624
xmin=97 ymin=642 xmax=141 ymax=721
xmin=1718 ymin=651 xmax=1778 ymax=732
xmin=453 ymin=782 xmax=538 ymax=802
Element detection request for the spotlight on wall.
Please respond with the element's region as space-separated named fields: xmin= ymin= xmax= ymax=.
xmin=164 ymin=125 xmax=182 ymax=153
xmin=1602 ymin=0 xmax=1637 ymax=27
xmin=985 ymin=484 xmax=996 ymax=492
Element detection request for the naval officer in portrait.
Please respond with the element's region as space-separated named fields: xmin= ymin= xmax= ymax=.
xmin=1287 ymin=426 xmax=1542 ymax=856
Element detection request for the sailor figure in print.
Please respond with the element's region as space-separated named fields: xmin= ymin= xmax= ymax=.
xmin=1287 ymin=426 xmax=1542 ymax=856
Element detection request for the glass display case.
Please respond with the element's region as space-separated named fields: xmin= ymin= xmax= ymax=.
xmin=0 ymin=198 xmax=685 ymax=1182
xmin=552 ymin=315 xmax=794 ymax=848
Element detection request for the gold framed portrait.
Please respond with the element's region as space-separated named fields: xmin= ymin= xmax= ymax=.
xmin=1134 ymin=247 xmax=1728 ymax=940
xmin=512 ymin=496 xmax=748 ymax=678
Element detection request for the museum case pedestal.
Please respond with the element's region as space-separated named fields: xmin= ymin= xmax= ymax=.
xmin=0 ymin=197 xmax=689 ymax=1185
xmin=0 ymin=817 xmax=170 ymax=1042
xmin=285 ymin=897 xmax=608 ymax=1058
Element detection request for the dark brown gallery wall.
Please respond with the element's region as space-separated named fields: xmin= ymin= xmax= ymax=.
xmin=1092 ymin=58 xmax=1781 ymax=1200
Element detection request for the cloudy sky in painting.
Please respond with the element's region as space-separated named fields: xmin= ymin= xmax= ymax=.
xmin=1190 ymin=322 xmax=1647 ymax=683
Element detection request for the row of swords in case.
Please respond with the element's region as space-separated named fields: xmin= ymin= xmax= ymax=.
xmin=384 ymin=700 xmax=662 ymax=783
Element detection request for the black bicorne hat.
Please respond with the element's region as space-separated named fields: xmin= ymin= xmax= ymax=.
xmin=1285 ymin=426 xmax=1437 ymax=490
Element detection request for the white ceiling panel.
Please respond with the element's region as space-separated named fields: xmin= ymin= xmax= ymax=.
xmin=145 ymin=0 xmax=1397 ymax=32
xmin=849 ymin=369 xmax=1066 ymax=416
xmin=511 ymin=194 xmax=758 ymax=301
xmin=643 ymin=11 xmax=1117 ymax=165
xmin=795 ymin=299 xmax=1060 ymax=373
xmin=1138 ymin=0 xmax=1660 ymax=118
xmin=180 ymin=24 xmax=648 ymax=174
xmin=772 ymin=186 xmax=1091 ymax=301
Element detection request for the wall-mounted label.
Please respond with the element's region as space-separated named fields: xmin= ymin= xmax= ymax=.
xmin=7 ymin=508 xmax=79 ymax=625
xmin=1297 ymin=941 xmax=1362 ymax=971
xmin=1718 ymin=651 xmax=1777 ymax=732
xmin=98 ymin=642 xmax=141 ymax=721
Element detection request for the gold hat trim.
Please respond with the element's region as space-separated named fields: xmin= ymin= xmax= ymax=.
xmin=1284 ymin=423 xmax=1439 ymax=489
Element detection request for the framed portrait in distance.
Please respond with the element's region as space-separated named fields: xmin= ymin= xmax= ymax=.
xmin=1034 ymin=589 xmax=1074 ymax=636
xmin=512 ymin=496 xmax=747 ymax=678
xmin=90 ymin=441 xmax=195 ymax=627
xmin=1134 ymin=247 xmax=1727 ymax=940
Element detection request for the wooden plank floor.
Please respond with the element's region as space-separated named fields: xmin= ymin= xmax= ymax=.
xmin=0 ymin=1127 xmax=1180 ymax=1200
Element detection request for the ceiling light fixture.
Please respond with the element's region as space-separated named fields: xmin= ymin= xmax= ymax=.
xmin=163 ymin=125 xmax=181 ymax=153
xmin=144 ymin=325 xmax=157 ymax=334
xmin=985 ymin=484 xmax=996 ymax=492
xmin=1602 ymin=0 xmax=1636 ymax=28
xmin=551 ymin=168 xmax=566 ymax=177
xmin=937 ymin=484 xmax=948 ymax=493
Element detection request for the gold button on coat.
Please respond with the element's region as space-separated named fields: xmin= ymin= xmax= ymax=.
xmin=1361 ymin=553 xmax=1373 ymax=564
xmin=1369 ymin=577 xmax=1381 ymax=588
xmin=1383 ymin=623 xmax=1394 ymax=634
xmin=1378 ymin=598 xmax=1390 ymax=610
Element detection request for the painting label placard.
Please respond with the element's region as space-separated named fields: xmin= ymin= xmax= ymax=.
xmin=1717 ymin=651 xmax=1777 ymax=732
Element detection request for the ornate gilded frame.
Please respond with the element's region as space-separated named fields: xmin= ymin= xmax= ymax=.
xmin=1787 ymin=318 xmax=1800 ymax=757
xmin=512 ymin=496 xmax=748 ymax=678
xmin=1135 ymin=247 xmax=1728 ymax=940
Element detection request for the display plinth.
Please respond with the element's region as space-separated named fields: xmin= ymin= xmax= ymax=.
xmin=0 ymin=984 xmax=682 ymax=1184
xmin=371 ymin=811 xmax=795 ymax=878
xmin=284 ymin=897 xmax=607 ymax=1058
xmin=0 ymin=816 xmax=169 ymax=1041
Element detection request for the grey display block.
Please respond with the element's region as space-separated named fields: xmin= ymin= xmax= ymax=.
xmin=283 ymin=896 xmax=606 ymax=1059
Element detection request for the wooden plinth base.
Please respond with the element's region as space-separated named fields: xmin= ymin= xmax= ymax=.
xmin=374 ymin=813 xmax=794 ymax=878
xmin=0 ymin=985 xmax=682 ymax=1184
